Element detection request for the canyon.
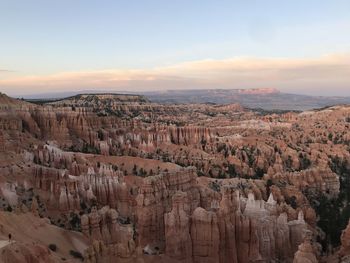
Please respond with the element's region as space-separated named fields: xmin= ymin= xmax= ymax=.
xmin=0 ymin=92 xmax=349 ymax=262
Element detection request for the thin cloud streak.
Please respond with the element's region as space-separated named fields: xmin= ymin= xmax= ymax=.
xmin=1 ymin=53 xmax=350 ymax=96
xmin=0 ymin=69 xmax=15 ymax=73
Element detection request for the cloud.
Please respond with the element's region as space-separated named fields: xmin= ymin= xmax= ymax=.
xmin=1 ymin=53 xmax=350 ymax=96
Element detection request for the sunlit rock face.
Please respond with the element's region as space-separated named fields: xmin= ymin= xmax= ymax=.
xmin=0 ymin=93 xmax=350 ymax=262
xmin=164 ymin=192 xmax=192 ymax=260
xmin=81 ymin=206 xmax=136 ymax=259
xmin=293 ymin=231 xmax=318 ymax=263
xmin=136 ymin=167 xmax=200 ymax=249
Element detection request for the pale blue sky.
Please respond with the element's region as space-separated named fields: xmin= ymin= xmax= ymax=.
xmin=0 ymin=0 xmax=350 ymax=96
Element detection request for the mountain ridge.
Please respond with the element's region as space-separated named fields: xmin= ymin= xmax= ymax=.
xmin=12 ymin=88 xmax=350 ymax=111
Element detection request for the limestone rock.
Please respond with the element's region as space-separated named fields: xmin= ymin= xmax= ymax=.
xmin=164 ymin=191 xmax=192 ymax=261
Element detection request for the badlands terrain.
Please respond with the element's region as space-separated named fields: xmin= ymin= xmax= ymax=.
xmin=0 ymin=92 xmax=349 ymax=262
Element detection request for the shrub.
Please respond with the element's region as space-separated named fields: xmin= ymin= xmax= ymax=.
xmin=228 ymin=164 xmax=237 ymax=178
xmin=209 ymin=181 xmax=221 ymax=192
xmin=48 ymin=244 xmax=57 ymax=252
xmin=286 ymin=196 xmax=297 ymax=209
xmin=69 ymin=250 xmax=84 ymax=260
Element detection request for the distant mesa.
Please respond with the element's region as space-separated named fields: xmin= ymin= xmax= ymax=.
xmin=55 ymin=93 xmax=149 ymax=103
xmin=142 ymin=88 xmax=350 ymax=111
xmin=26 ymin=93 xmax=149 ymax=106
xmin=237 ymin=88 xmax=280 ymax=94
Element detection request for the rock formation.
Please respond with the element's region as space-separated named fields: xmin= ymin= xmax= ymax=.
xmin=293 ymin=231 xmax=318 ymax=263
xmin=164 ymin=192 xmax=192 ymax=261
xmin=0 ymin=242 xmax=56 ymax=263
xmin=1 ymin=93 xmax=350 ymax=262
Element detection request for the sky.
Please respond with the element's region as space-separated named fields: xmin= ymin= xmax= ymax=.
xmin=0 ymin=0 xmax=350 ymax=97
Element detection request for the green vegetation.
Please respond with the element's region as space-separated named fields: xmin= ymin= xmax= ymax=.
xmin=306 ymin=156 xmax=350 ymax=252
xmin=285 ymin=196 xmax=297 ymax=209
xmin=132 ymin=164 xmax=148 ymax=177
xmin=299 ymin=152 xmax=311 ymax=170
xmin=81 ymin=143 xmax=100 ymax=154
xmin=227 ymin=164 xmax=237 ymax=178
xmin=69 ymin=212 xmax=81 ymax=231
xmin=97 ymin=130 xmax=104 ymax=140
xmin=24 ymin=99 xmax=61 ymax=105
xmin=251 ymin=108 xmax=302 ymax=116
xmin=266 ymin=179 xmax=274 ymax=196
xmin=69 ymin=250 xmax=84 ymax=261
xmin=209 ymin=180 xmax=221 ymax=192
xmin=48 ymin=244 xmax=57 ymax=252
